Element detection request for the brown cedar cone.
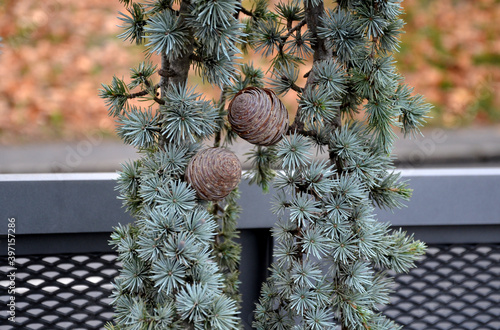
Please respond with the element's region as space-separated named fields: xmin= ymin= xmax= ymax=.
xmin=185 ymin=147 xmax=242 ymax=201
xmin=228 ymin=87 xmax=289 ymax=146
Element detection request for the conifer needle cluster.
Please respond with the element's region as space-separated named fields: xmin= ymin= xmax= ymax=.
xmin=246 ymin=1 xmax=430 ymax=329
xmin=100 ymin=0 xmax=431 ymax=329
xmin=100 ymin=0 xmax=249 ymax=328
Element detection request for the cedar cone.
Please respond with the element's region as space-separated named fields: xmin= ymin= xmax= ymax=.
xmin=185 ymin=147 xmax=242 ymax=201
xmin=228 ymin=87 xmax=289 ymax=146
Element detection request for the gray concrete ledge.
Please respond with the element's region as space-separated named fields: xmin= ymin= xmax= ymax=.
xmin=1 ymin=126 xmax=500 ymax=173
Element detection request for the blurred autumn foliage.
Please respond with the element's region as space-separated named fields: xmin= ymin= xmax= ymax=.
xmin=399 ymin=0 xmax=500 ymax=127
xmin=0 ymin=1 xmax=144 ymax=144
xmin=0 ymin=0 xmax=499 ymax=145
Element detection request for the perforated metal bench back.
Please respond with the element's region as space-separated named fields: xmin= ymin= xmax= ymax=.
xmin=2 ymin=243 xmax=500 ymax=330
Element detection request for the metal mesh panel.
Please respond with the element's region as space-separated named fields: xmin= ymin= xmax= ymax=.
xmin=0 ymin=253 xmax=119 ymax=330
xmin=1 ymin=244 xmax=500 ymax=329
xmin=382 ymin=244 xmax=500 ymax=330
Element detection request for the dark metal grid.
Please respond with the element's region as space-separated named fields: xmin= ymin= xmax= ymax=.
xmin=0 ymin=253 xmax=119 ymax=330
xmin=382 ymin=244 xmax=500 ymax=330
xmin=1 ymin=244 xmax=499 ymax=329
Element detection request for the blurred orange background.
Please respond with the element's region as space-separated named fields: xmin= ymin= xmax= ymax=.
xmin=0 ymin=0 xmax=499 ymax=145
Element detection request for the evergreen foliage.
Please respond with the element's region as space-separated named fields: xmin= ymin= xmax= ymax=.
xmin=100 ymin=0 xmax=253 ymax=328
xmin=245 ymin=1 xmax=430 ymax=329
xmin=102 ymin=0 xmax=431 ymax=328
